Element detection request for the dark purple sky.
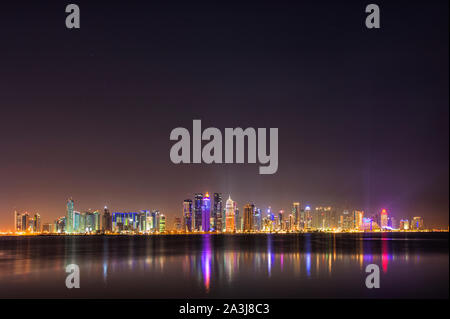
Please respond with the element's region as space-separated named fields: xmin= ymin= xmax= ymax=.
xmin=0 ymin=0 xmax=448 ymax=230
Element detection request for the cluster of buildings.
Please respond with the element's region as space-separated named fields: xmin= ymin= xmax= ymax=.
xmin=14 ymin=198 xmax=167 ymax=234
xmin=180 ymin=193 xmax=425 ymax=233
xmin=14 ymin=211 xmax=41 ymax=233
xmin=11 ymin=196 xmax=426 ymax=235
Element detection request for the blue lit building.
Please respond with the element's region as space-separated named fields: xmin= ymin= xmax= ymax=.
xmin=201 ymin=193 xmax=211 ymax=232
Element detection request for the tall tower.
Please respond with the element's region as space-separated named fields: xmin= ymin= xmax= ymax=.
xmin=253 ymin=207 xmax=262 ymax=231
xmin=304 ymin=205 xmax=312 ymax=229
xmin=380 ymin=209 xmax=388 ymax=229
xmin=14 ymin=210 xmax=21 ymax=232
xmin=183 ymin=199 xmax=193 ymax=232
xmin=33 ymin=213 xmax=41 ymax=233
xmin=213 ymin=193 xmax=223 ymax=232
xmin=243 ymin=204 xmax=254 ymax=232
xmin=201 ymin=192 xmax=211 ymax=232
xmin=194 ymin=193 xmax=203 ymax=231
xmin=225 ymin=195 xmax=235 ymax=232
xmin=66 ymin=198 xmax=74 ymax=234
xmin=103 ymin=206 xmax=112 ymax=232
xmin=292 ymin=202 xmax=300 ymax=230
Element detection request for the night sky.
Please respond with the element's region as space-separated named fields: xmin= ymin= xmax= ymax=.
xmin=0 ymin=0 xmax=448 ymax=230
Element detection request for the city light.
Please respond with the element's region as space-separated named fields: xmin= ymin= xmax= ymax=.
xmin=4 ymin=195 xmax=445 ymax=236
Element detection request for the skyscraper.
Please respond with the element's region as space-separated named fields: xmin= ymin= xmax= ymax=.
xmin=380 ymin=209 xmax=388 ymax=229
xmin=194 ymin=193 xmax=203 ymax=232
xmin=225 ymin=195 xmax=235 ymax=232
xmin=14 ymin=210 xmax=20 ymax=232
xmin=278 ymin=210 xmax=284 ymax=230
xmin=253 ymin=207 xmax=262 ymax=231
xmin=159 ymin=214 xmax=166 ymax=233
xmin=411 ymin=216 xmax=424 ymax=230
xmin=399 ymin=219 xmax=409 ymax=230
xmin=103 ymin=206 xmax=112 ymax=233
xmin=353 ymin=210 xmax=364 ymax=230
xmin=304 ymin=205 xmax=312 ymax=229
xmin=66 ymin=198 xmax=74 ymax=234
xmin=33 ymin=213 xmax=41 ymax=233
xmin=243 ymin=204 xmax=254 ymax=232
xmin=213 ymin=193 xmax=223 ymax=232
xmin=292 ymin=202 xmax=300 ymax=231
xmin=183 ymin=199 xmax=193 ymax=232
xmin=201 ymin=192 xmax=211 ymax=232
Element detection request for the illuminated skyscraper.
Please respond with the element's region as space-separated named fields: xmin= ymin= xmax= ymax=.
xmin=235 ymin=207 xmax=241 ymax=231
xmin=183 ymin=199 xmax=193 ymax=232
xmin=55 ymin=216 xmax=65 ymax=233
xmin=353 ymin=210 xmax=364 ymax=230
xmin=253 ymin=207 xmax=262 ymax=231
xmin=194 ymin=193 xmax=203 ymax=231
xmin=342 ymin=210 xmax=352 ymax=230
xmin=14 ymin=210 xmax=20 ymax=232
xmin=201 ymin=192 xmax=211 ymax=232
xmin=399 ymin=219 xmax=409 ymax=230
xmin=225 ymin=196 xmax=235 ymax=232
xmin=159 ymin=214 xmax=166 ymax=232
xmin=292 ymin=202 xmax=300 ymax=231
xmin=380 ymin=209 xmax=388 ymax=229
xmin=411 ymin=217 xmax=424 ymax=230
xmin=278 ymin=210 xmax=284 ymax=230
xmin=33 ymin=213 xmax=41 ymax=233
xmin=304 ymin=205 xmax=312 ymax=229
xmin=243 ymin=204 xmax=254 ymax=232
xmin=213 ymin=193 xmax=223 ymax=232
xmin=73 ymin=211 xmax=81 ymax=233
xmin=66 ymin=198 xmax=74 ymax=234
xmin=102 ymin=206 xmax=112 ymax=232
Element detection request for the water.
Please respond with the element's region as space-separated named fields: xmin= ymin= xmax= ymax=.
xmin=0 ymin=233 xmax=447 ymax=298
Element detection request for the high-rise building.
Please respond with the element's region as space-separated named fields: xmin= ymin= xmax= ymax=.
xmin=55 ymin=216 xmax=66 ymax=233
xmin=411 ymin=217 xmax=424 ymax=230
xmin=253 ymin=207 xmax=262 ymax=231
xmin=213 ymin=193 xmax=223 ymax=232
xmin=292 ymin=203 xmax=300 ymax=231
xmin=304 ymin=205 xmax=312 ymax=229
xmin=159 ymin=214 xmax=166 ymax=233
xmin=289 ymin=214 xmax=295 ymax=231
xmin=143 ymin=210 xmax=153 ymax=232
xmin=14 ymin=211 xmax=29 ymax=232
xmin=152 ymin=210 xmax=160 ymax=232
xmin=399 ymin=219 xmax=409 ymax=230
xmin=243 ymin=204 xmax=254 ymax=232
xmin=14 ymin=210 xmax=20 ymax=232
xmin=66 ymin=198 xmax=74 ymax=234
xmin=225 ymin=195 xmax=235 ymax=232
xmin=102 ymin=206 xmax=112 ymax=232
xmin=380 ymin=209 xmax=388 ymax=229
xmin=353 ymin=210 xmax=364 ymax=230
xmin=32 ymin=213 xmax=41 ymax=233
xmin=73 ymin=211 xmax=81 ymax=233
xmin=194 ymin=193 xmax=203 ymax=232
xmin=112 ymin=212 xmax=141 ymax=232
xmin=342 ymin=210 xmax=353 ymax=230
xmin=201 ymin=192 xmax=211 ymax=232
xmin=183 ymin=199 xmax=193 ymax=232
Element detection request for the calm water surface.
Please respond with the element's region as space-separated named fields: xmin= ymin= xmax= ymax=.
xmin=0 ymin=233 xmax=447 ymax=298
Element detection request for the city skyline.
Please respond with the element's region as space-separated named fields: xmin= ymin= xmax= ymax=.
xmin=1 ymin=1 xmax=448 ymax=230
xmin=5 ymin=193 xmax=443 ymax=234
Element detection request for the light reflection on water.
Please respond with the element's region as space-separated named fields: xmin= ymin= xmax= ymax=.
xmin=0 ymin=233 xmax=447 ymax=298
